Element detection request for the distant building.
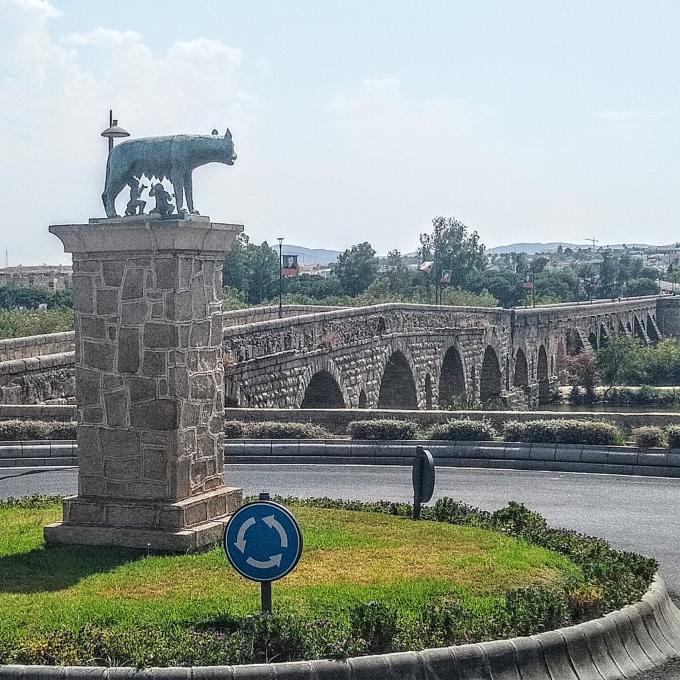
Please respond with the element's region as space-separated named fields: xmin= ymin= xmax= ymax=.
xmin=0 ymin=265 xmax=72 ymax=291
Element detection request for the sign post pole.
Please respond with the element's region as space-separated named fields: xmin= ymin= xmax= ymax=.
xmin=258 ymin=492 xmax=273 ymax=614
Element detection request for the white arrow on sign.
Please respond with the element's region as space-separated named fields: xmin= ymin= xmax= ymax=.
xmin=246 ymin=554 xmax=282 ymax=569
xmin=234 ymin=516 xmax=255 ymax=553
xmin=263 ymin=515 xmax=288 ymax=548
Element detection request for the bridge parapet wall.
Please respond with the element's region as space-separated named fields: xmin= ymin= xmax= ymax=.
xmin=222 ymin=304 xmax=342 ymax=327
xmin=0 ymin=331 xmax=74 ymax=362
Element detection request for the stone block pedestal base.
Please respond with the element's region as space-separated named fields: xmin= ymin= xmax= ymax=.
xmin=44 ymin=487 xmax=242 ymax=552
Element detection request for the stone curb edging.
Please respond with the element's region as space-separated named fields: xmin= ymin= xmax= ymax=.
xmin=7 ymin=439 xmax=680 ymax=478
xmin=1 ymin=575 xmax=678 ymax=679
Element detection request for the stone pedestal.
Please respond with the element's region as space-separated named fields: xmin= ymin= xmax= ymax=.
xmin=44 ymin=216 xmax=243 ymax=551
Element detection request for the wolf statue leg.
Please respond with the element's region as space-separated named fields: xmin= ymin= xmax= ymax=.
xmin=102 ymin=180 xmax=126 ymax=218
xmin=171 ymin=172 xmax=185 ymax=216
xmin=184 ymin=171 xmax=199 ymax=214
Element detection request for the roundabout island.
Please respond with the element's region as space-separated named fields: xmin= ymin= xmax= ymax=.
xmin=1 ymin=494 xmax=677 ymax=679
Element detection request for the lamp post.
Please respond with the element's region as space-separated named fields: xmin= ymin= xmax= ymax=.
xmin=101 ymin=109 xmax=130 ymax=153
xmin=277 ymin=237 xmax=284 ymax=319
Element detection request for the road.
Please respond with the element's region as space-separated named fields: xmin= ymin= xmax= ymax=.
xmin=2 ymin=463 xmax=680 ymax=678
xmin=2 ymin=463 xmax=679 ymax=589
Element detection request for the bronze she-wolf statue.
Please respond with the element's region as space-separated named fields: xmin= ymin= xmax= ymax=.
xmin=102 ymin=129 xmax=237 ymax=218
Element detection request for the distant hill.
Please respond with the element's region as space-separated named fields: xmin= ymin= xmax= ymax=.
xmin=489 ymin=242 xmax=655 ymax=254
xmin=280 ymin=245 xmax=341 ymax=266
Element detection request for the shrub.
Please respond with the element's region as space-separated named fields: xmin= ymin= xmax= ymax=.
xmin=667 ymin=425 xmax=680 ymax=450
xmin=0 ymin=420 xmax=76 ymax=441
xmin=632 ymin=426 xmax=665 ymax=449
xmin=224 ymin=420 xmax=245 ymax=438
xmin=244 ymin=422 xmax=330 ymax=439
xmin=223 ymin=421 xmax=330 ymax=439
xmin=502 ymin=419 xmax=620 ymax=445
xmin=348 ymin=601 xmax=399 ymax=654
xmin=348 ymin=419 xmax=418 ymax=440
xmin=504 ymin=587 xmax=570 ymax=636
xmin=427 ymin=418 xmax=496 ymax=441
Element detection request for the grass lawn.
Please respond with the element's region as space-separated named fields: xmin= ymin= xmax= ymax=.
xmin=0 ymin=499 xmax=580 ymax=665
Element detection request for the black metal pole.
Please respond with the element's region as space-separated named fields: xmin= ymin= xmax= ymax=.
xmin=278 ymin=239 xmax=283 ymax=319
xmin=258 ymin=491 xmax=273 ymax=613
xmin=108 ymin=109 xmax=113 ymax=153
xmin=261 ymin=581 xmax=272 ymax=614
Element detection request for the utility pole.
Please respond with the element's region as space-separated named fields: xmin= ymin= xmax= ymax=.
xmin=585 ymin=237 xmax=599 ymax=251
xmin=277 ymin=237 xmax=284 ymax=319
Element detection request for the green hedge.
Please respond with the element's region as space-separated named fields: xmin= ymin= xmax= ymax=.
xmin=632 ymin=426 xmax=665 ymax=449
xmin=502 ymin=419 xmax=620 ymax=445
xmin=666 ymin=426 xmax=680 ymax=449
xmin=0 ymin=420 xmax=76 ymax=441
xmin=348 ymin=419 xmax=418 ymax=440
xmin=426 ymin=418 xmax=496 ymax=441
xmin=224 ymin=421 xmax=331 ymax=440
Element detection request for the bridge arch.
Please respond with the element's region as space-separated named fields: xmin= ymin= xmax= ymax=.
xmin=439 ymin=344 xmax=466 ymax=407
xmin=513 ymin=348 xmax=529 ymax=387
xmin=377 ymin=349 xmax=418 ymax=409
xmin=633 ymin=315 xmax=647 ymax=343
xmin=617 ymin=319 xmax=627 ymax=335
xmin=537 ymin=345 xmax=550 ymax=404
xmin=298 ymin=357 xmax=349 ymax=408
xmin=599 ymin=324 xmax=609 ymax=348
xmin=587 ymin=331 xmax=598 ymax=351
xmin=647 ymin=313 xmax=661 ymax=343
xmin=480 ymin=345 xmax=502 ymax=403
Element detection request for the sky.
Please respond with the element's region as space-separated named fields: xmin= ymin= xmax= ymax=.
xmin=1 ymin=0 xmax=680 ymax=265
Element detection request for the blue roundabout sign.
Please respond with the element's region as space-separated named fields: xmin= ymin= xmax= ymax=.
xmin=224 ymin=500 xmax=303 ymax=583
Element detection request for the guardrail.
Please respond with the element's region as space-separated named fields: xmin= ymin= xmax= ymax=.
xmin=1 ymin=575 xmax=678 ymax=679
xmin=5 ymin=439 xmax=680 ymax=478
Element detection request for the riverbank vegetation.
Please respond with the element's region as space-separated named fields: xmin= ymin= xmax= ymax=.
xmin=0 ymin=496 xmax=655 ymax=667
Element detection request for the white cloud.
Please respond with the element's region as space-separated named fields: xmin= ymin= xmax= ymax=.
xmin=0 ymin=0 xmax=59 ymax=19
xmin=0 ymin=2 xmax=256 ymax=264
xmin=592 ymin=109 xmax=670 ymax=122
xmin=64 ymin=27 xmax=143 ymax=48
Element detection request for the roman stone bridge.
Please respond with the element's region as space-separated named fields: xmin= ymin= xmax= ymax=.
xmin=223 ymin=296 xmax=680 ymax=410
xmin=0 ymin=295 xmax=678 ymax=409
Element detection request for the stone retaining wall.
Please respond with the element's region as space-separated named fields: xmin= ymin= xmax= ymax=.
xmin=0 ymin=575 xmax=677 ymax=679
xmin=227 ymin=406 xmax=680 ymax=432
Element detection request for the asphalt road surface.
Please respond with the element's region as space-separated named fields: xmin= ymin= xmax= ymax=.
xmin=2 ymin=463 xmax=679 ymax=587
xmin=2 ymin=463 xmax=680 ymax=678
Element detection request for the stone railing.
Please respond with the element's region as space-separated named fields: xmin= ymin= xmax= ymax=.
xmin=0 ymin=331 xmax=74 ymax=362
xmin=222 ymin=304 xmax=341 ymax=326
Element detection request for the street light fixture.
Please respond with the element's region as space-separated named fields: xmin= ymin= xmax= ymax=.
xmin=277 ymin=237 xmax=284 ymax=319
xmin=101 ymin=109 xmax=130 ymax=153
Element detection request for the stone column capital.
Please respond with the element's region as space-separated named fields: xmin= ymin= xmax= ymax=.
xmin=49 ymin=217 xmax=243 ymax=255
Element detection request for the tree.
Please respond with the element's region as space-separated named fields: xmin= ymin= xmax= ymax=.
xmin=596 ymin=335 xmax=645 ymax=388
xmin=222 ymin=234 xmax=279 ymax=304
xmin=419 ymin=216 xmax=486 ymax=290
xmin=624 ymin=278 xmax=658 ymax=297
xmin=466 ymin=270 xmax=522 ymax=308
xmin=334 ymin=242 xmax=378 ymax=296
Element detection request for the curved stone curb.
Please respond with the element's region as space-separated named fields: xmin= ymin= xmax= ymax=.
xmin=8 ymin=438 xmax=680 ymax=477
xmin=1 ymin=575 xmax=677 ymax=679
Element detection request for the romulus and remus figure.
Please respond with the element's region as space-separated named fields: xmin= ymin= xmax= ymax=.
xmin=102 ymin=129 xmax=237 ymax=218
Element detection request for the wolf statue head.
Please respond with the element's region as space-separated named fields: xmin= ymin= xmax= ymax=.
xmin=223 ymin=128 xmax=237 ymax=166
